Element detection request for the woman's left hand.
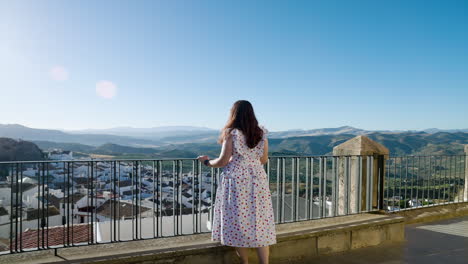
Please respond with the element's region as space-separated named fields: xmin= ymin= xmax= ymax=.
xmin=197 ymin=155 xmax=209 ymax=162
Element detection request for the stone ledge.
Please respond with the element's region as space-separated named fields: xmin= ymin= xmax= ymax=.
xmin=392 ymin=202 xmax=468 ymax=225
xmin=0 ymin=214 xmax=405 ymax=264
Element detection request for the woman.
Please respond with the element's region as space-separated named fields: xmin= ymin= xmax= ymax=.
xmin=197 ymin=100 xmax=277 ymax=264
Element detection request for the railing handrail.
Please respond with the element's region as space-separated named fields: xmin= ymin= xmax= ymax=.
xmin=4 ymin=154 xmax=466 ymax=164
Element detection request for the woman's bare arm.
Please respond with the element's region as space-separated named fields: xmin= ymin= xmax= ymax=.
xmin=198 ymin=134 xmax=233 ymax=168
xmin=260 ymin=138 xmax=268 ymax=164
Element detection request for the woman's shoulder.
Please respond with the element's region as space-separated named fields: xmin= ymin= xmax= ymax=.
xmin=228 ymin=127 xmax=239 ymax=135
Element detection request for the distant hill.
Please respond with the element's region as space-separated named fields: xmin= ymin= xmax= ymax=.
xmin=0 ymin=124 xmax=160 ymax=147
xmin=269 ymin=126 xmax=369 ymax=138
xmin=3 ymin=124 xmax=468 ymax=157
xmin=66 ymin=126 xmax=218 ymax=141
xmin=423 ymin=128 xmax=468 ymax=134
xmin=0 ymin=138 xmax=45 ymax=162
xmin=32 ymin=131 xmax=468 ymax=159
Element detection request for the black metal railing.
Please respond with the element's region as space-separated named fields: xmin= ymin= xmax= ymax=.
xmin=384 ymin=155 xmax=466 ymax=211
xmin=0 ymin=155 xmax=385 ymax=254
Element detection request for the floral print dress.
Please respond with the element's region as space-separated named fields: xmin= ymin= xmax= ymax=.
xmin=211 ymin=126 xmax=277 ymax=247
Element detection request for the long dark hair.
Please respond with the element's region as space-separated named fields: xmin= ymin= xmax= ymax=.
xmin=218 ymin=100 xmax=263 ymax=148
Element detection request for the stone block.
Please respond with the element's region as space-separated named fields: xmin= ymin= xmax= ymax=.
xmin=270 ymin=237 xmax=317 ymax=263
xmin=351 ymin=226 xmax=386 ymax=249
xmin=386 ymin=222 xmax=405 ymax=242
xmin=317 ymin=231 xmax=351 ymax=255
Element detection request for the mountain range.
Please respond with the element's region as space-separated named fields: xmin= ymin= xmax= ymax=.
xmin=1 ymin=124 xmax=467 ymax=159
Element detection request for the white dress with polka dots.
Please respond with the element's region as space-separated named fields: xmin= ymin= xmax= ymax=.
xmin=211 ymin=126 xmax=277 ymax=247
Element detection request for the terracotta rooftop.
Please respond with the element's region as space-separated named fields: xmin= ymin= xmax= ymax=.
xmin=10 ymin=223 xmax=93 ymax=250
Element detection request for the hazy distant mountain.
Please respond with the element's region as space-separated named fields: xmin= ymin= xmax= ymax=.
xmin=66 ymin=126 xmax=218 ymax=140
xmin=269 ymin=126 xmax=369 ymax=138
xmin=423 ymin=128 xmax=468 ymax=134
xmin=0 ymin=124 xmax=160 ymax=147
xmin=31 ymin=131 xmax=468 ymax=160
xmin=3 ymin=124 xmax=468 ymax=155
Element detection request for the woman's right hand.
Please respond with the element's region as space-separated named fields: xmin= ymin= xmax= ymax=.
xmin=197 ymin=155 xmax=209 ymax=162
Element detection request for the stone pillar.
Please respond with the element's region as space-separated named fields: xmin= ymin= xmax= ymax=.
xmin=464 ymin=145 xmax=468 ymax=202
xmin=333 ymin=136 xmax=389 ymax=215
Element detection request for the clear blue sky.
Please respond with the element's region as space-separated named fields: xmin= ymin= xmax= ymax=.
xmin=1 ymin=0 xmax=467 ymax=131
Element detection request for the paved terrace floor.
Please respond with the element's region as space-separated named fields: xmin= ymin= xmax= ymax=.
xmin=310 ymin=215 xmax=468 ymax=264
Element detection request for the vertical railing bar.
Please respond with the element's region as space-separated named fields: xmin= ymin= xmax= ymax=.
xmin=454 ymin=156 xmax=458 ymax=203
xmin=86 ymin=162 xmax=90 ymax=244
xmin=446 ymin=155 xmax=450 ymax=203
xmin=179 ymin=160 xmax=184 ymax=235
xmin=461 ymin=155 xmax=465 ymax=202
xmin=275 ymin=158 xmax=280 ymax=223
xmin=393 ymin=157 xmax=396 ymax=211
xmin=410 ymin=157 xmax=414 ymax=208
xmin=109 ymin=162 xmax=112 ymax=242
xmin=450 ymin=156 xmax=455 ymax=203
xmin=291 ymin=157 xmax=295 ymax=222
xmin=176 ymin=161 xmax=179 ymax=236
xmin=334 ymin=157 xmax=338 ymax=216
xmin=462 ymin=155 xmax=465 ymax=202
xmin=296 ymin=158 xmax=300 ymax=221
xmin=323 ymin=157 xmax=327 ymax=218
xmin=139 ymin=161 xmax=142 ymax=239
xmin=305 ymin=157 xmax=309 ymax=219
xmin=370 ymin=156 xmax=374 ymax=211
xmin=15 ymin=164 xmax=19 ymax=252
xmin=112 ymin=161 xmax=116 ymax=242
xmin=19 ymin=164 xmax=23 ymax=252
xmin=398 ymin=157 xmax=402 ymax=210
xmin=266 ymin=157 xmax=271 ymax=219
xmin=151 ymin=160 xmax=157 ymax=238
xmin=210 ymin=166 xmax=214 ymax=230
xmin=9 ymin=164 xmax=13 ymax=253
xmin=348 ymin=156 xmax=352 ymax=214
xmin=358 ymin=156 xmax=363 ymax=213
xmin=450 ymin=156 xmax=457 ymax=203
xmin=71 ymin=163 xmax=75 ymax=246
xmin=404 ymin=157 xmax=408 ymax=210
xmin=41 ymin=163 xmax=46 ymax=249
xmin=118 ymin=162 xmax=121 ymax=241
xmin=62 ymin=162 xmax=66 ymax=247
xmin=47 ymin=163 xmax=51 ymax=248
xmin=197 ymin=160 xmax=202 ymax=233
xmin=132 ymin=161 xmax=136 ymax=240
xmin=437 ymin=157 xmax=441 ymax=205
xmin=318 ymin=157 xmax=322 ymax=218
xmin=95 ymin=162 xmax=99 ymax=243
xmin=288 ymin=158 xmax=292 ymax=222
xmin=92 ymin=161 xmax=96 ymax=244
xmin=366 ymin=156 xmax=371 ymax=212
xmin=159 ymin=161 xmax=164 ymax=237
xmin=416 ymin=157 xmax=422 ymax=207
xmin=192 ymin=160 xmax=195 ymax=234
xmin=9 ymin=164 xmax=14 ymax=253
xmin=426 ymin=156 xmax=430 ymax=206
xmin=281 ymin=158 xmax=285 ymax=223
xmin=386 ymin=158 xmax=390 ymax=211
xmin=310 ymin=158 xmax=314 ymax=219
xmin=67 ymin=162 xmax=71 ymax=246
xmin=346 ymin=156 xmax=350 ymax=214
xmin=430 ymin=156 xmax=434 ymax=206
xmin=454 ymin=156 xmax=457 ymax=203
xmin=448 ymin=155 xmax=451 ymax=204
